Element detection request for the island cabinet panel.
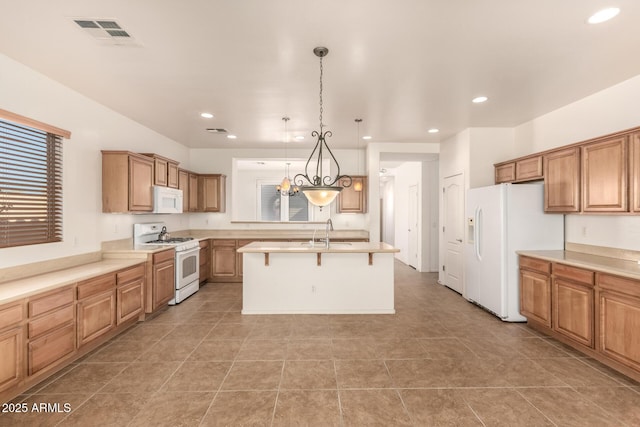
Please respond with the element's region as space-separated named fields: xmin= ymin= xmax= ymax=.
xmin=544 ymin=147 xmax=581 ymax=213
xmin=582 ymin=136 xmax=628 ymax=212
xmin=552 ymin=263 xmax=595 ymax=348
xmin=495 ymin=162 xmax=516 ymax=184
xmin=27 ymin=286 xmax=76 ymax=376
xmin=597 ymin=273 xmax=640 ymax=371
xmin=631 ymin=132 xmax=640 ymax=213
xmin=77 ymin=273 xmax=116 ymax=348
xmin=337 ymin=176 xmax=368 ymax=213
xmin=0 ymin=300 xmax=25 ymax=393
xmin=519 ymin=256 xmax=552 ymax=327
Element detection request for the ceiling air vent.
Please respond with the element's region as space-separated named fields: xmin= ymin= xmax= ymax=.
xmin=206 ymin=128 xmax=228 ymax=133
xmin=72 ymin=18 xmax=139 ymax=46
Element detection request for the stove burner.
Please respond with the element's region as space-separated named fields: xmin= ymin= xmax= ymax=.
xmin=146 ymin=237 xmax=195 ymax=244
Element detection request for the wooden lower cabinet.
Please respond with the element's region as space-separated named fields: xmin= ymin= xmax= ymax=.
xmin=0 ymin=326 xmax=23 ymax=393
xmin=520 ymin=268 xmax=552 ymax=328
xmin=116 ymin=264 xmax=145 ymax=324
xmin=77 ymin=290 xmax=116 ymax=347
xmin=199 ymin=240 xmax=211 ymax=283
xmin=152 ymin=250 xmax=176 ymax=311
xmin=597 ymin=273 xmax=640 ymax=372
xmin=520 ymin=255 xmax=640 ymax=381
xmin=211 ymin=240 xmax=238 ymax=281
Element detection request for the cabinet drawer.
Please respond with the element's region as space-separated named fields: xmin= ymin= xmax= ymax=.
xmin=0 ymin=301 xmax=24 ymax=329
xmin=598 ymin=273 xmax=640 ymax=298
xmin=116 ymin=264 xmax=145 ymax=285
xmin=519 ymin=256 xmax=551 ymax=275
xmin=77 ymin=273 xmax=116 ymax=300
xmin=28 ymin=305 xmax=74 ymax=339
xmin=553 ymin=263 xmax=594 ymax=285
xmin=153 ymin=249 xmax=175 ymax=264
xmin=212 ymin=239 xmax=236 ymax=247
xmin=29 ymin=287 xmax=74 ymax=318
xmin=28 ymin=322 xmax=75 ymax=376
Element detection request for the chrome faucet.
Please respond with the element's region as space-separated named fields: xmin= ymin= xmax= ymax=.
xmin=325 ymin=218 xmax=334 ymax=248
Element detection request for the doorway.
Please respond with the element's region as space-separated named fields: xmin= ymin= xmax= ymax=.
xmin=408 ymin=184 xmax=419 ymax=269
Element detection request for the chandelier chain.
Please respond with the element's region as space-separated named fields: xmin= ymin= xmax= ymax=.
xmin=319 ymin=55 xmax=323 ymax=132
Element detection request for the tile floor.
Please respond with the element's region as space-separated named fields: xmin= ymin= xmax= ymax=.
xmin=4 ymin=261 xmax=640 ymax=426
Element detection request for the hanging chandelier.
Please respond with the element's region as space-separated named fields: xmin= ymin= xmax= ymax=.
xmin=294 ymin=47 xmax=351 ymax=208
xmin=276 ymin=117 xmax=299 ymax=197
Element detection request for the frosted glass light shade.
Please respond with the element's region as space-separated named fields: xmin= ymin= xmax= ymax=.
xmin=280 ymin=177 xmax=291 ymax=191
xmin=301 ymin=186 xmax=342 ymax=207
xmin=353 ymin=181 xmax=363 ymax=192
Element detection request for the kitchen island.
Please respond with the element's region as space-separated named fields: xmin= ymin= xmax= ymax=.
xmin=237 ymin=241 xmax=400 ymax=314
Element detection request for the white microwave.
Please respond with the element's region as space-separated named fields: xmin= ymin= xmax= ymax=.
xmin=153 ymin=186 xmax=183 ymax=214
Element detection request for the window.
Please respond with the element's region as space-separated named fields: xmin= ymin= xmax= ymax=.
xmin=0 ymin=111 xmax=69 ymax=248
xmin=257 ymin=181 xmax=310 ymax=222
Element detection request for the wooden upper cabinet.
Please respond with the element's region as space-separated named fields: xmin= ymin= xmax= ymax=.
xmin=337 ymin=176 xmax=367 ymax=213
xmin=515 ymin=156 xmax=543 ymax=182
xmin=495 ymin=162 xmax=516 ymax=184
xmin=188 ymin=173 xmax=199 ymax=212
xmin=631 ymin=133 xmax=640 ymax=213
xmin=544 ymin=147 xmax=581 ymax=213
xmin=199 ymin=174 xmax=226 ymax=212
xmin=582 ymin=135 xmax=628 ymax=212
xmin=178 ymin=169 xmax=190 ymax=212
xmin=142 ymin=154 xmax=180 ymax=188
xmin=102 ymin=151 xmax=154 ymax=213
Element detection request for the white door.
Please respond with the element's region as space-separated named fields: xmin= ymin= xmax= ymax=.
xmin=408 ymin=184 xmax=419 ymax=269
xmin=443 ymin=174 xmax=464 ymax=294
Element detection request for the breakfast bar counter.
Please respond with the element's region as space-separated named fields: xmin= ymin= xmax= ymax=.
xmin=237 ymin=241 xmax=399 ymax=314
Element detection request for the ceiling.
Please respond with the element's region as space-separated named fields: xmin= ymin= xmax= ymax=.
xmin=1 ymin=1 xmax=639 ymax=149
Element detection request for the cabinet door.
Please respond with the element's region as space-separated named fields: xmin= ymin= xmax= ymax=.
xmin=519 ymin=269 xmax=552 ymax=327
xmin=553 ymin=278 xmax=594 ymax=348
xmin=167 ymin=162 xmax=179 ymax=188
xmin=631 ymin=132 xmax=640 ymax=213
xmin=199 ymin=240 xmax=210 ymax=283
xmin=178 ymin=169 xmax=189 ymax=212
xmin=128 ymin=155 xmax=154 ymax=211
xmin=199 ymin=175 xmax=226 ymax=212
xmin=28 ymin=323 xmax=74 ymax=376
xmin=598 ymin=289 xmax=640 ymax=371
xmin=77 ymin=290 xmax=116 ymax=347
xmin=582 ymin=136 xmax=628 ymax=212
xmin=153 ymin=260 xmax=175 ymax=310
xmin=337 ymin=176 xmax=367 ymax=213
xmin=188 ymin=173 xmax=199 ymax=212
xmin=0 ymin=326 xmax=23 ymax=392
xmin=211 ymin=241 xmax=237 ymax=278
xmin=495 ymin=163 xmax=516 ymax=184
xmin=154 ymin=158 xmax=169 ymax=186
xmin=117 ymin=279 xmax=144 ymax=324
xmin=544 ymin=147 xmax=580 ymax=213
xmin=515 ymin=156 xmax=543 ymax=182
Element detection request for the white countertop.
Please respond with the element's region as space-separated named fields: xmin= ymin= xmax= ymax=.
xmin=517 ymin=250 xmax=640 ymax=280
xmin=0 ymin=258 xmax=146 ymax=305
xmin=237 ymin=241 xmax=399 ymax=254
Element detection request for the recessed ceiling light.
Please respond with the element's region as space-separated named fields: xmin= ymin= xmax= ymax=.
xmin=227 ymin=135 xmax=237 ymax=139
xmin=428 ymin=128 xmax=439 ymax=134
xmin=362 ymin=136 xmax=372 ymax=140
xmin=588 ymin=7 xmax=620 ymax=24
xmin=200 ymin=112 xmax=214 ymax=119
xmin=294 ymin=135 xmax=305 ymax=141
xmin=472 ymin=96 xmax=488 ymax=103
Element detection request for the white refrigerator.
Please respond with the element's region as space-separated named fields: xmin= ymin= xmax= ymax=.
xmin=464 ymin=182 xmax=564 ymax=322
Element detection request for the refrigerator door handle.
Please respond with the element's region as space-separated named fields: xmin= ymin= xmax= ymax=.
xmin=475 ymin=207 xmax=482 ymax=261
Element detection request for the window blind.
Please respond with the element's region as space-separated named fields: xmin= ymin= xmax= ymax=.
xmin=0 ymin=119 xmax=63 ymax=248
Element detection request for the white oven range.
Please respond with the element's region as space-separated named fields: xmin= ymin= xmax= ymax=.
xmin=133 ymin=222 xmax=200 ymax=305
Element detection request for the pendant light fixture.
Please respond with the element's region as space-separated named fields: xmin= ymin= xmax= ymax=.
xmin=354 ymin=118 xmax=363 ymax=192
xmin=294 ymin=47 xmax=351 ymax=208
xmin=276 ymin=116 xmax=299 ymax=197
